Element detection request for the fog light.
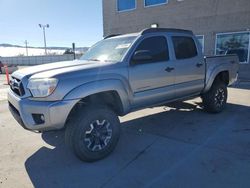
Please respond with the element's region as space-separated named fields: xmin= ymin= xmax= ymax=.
xmin=40 ymin=115 xmax=45 ymax=121
xmin=32 ymin=114 xmax=45 ymax=125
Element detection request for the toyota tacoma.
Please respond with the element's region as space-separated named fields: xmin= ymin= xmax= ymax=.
xmin=8 ymin=28 xmax=239 ymax=162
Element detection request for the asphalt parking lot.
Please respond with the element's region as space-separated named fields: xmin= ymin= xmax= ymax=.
xmin=0 ymin=75 xmax=9 ymax=101
xmin=0 ymin=74 xmax=250 ymax=188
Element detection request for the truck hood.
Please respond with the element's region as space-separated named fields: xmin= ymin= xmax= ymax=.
xmin=12 ymin=60 xmax=116 ymax=79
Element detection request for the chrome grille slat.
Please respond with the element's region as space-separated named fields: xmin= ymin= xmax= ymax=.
xmin=9 ymin=77 xmax=25 ymax=96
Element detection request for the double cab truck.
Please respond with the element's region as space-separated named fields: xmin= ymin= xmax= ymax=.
xmin=8 ymin=28 xmax=239 ymax=162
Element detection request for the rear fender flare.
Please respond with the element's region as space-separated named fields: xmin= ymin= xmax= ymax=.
xmin=203 ymin=66 xmax=230 ymax=93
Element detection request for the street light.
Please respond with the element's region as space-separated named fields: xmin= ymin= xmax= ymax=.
xmin=24 ymin=40 xmax=28 ymax=56
xmin=38 ymin=24 xmax=49 ymax=55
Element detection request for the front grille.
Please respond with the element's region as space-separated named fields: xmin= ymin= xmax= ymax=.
xmin=9 ymin=77 xmax=25 ymax=96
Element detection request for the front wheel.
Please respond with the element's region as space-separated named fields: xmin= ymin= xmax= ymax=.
xmin=202 ymin=81 xmax=228 ymax=113
xmin=65 ymin=105 xmax=121 ymax=162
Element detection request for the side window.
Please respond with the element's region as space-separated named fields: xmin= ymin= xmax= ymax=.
xmin=133 ymin=36 xmax=169 ymax=64
xmin=172 ymin=36 xmax=198 ymax=59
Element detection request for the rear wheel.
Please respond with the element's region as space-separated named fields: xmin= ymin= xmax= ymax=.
xmin=65 ymin=105 xmax=121 ymax=162
xmin=202 ymin=80 xmax=228 ymax=113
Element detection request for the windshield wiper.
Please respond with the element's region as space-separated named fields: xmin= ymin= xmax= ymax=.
xmin=86 ymin=58 xmax=115 ymax=62
xmin=87 ymin=59 xmax=100 ymax=61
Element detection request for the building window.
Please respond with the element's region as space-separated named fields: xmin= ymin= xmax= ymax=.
xmin=117 ymin=0 xmax=136 ymax=12
xmin=216 ymin=32 xmax=250 ymax=64
xmin=172 ymin=36 xmax=198 ymax=60
xmin=145 ymin=0 xmax=168 ymax=7
xmin=196 ymin=35 xmax=204 ymax=53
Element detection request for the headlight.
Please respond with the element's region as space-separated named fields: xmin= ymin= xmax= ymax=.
xmin=27 ymin=78 xmax=58 ymax=98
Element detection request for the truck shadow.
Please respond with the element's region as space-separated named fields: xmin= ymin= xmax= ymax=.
xmin=24 ymin=101 xmax=250 ymax=188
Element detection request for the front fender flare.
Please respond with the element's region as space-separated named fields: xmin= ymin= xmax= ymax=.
xmin=63 ymin=79 xmax=132 ymax=114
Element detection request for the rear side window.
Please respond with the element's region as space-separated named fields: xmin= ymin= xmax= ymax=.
xmin=172 ymin=36 xmax=198 ymax=59
xmin=135 ymin=36 xmax=169 ymax=63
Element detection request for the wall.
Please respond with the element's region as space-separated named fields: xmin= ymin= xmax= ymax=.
xmin=0 ymin=54 xmax=82 ymax=66
xmin=103 ymin=0 xmax=250 ymax=79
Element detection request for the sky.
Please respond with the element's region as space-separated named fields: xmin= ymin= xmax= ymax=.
xmin=0 ymin=0 xmax=103 ymax=48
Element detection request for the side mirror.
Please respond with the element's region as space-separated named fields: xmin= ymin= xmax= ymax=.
xmin=132 ymin=50 xmax=152 ymax=64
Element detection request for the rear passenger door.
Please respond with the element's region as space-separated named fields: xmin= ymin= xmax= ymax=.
xmin=129 ymin=35 xmax=175 ymax=108
xmin=171 ymin=35 xmax=205 ymax=97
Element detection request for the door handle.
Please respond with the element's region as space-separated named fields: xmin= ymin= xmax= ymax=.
xmin=196 ymin=62 xmax=203 ymax=67
xmin=165 ymin=67 xmax=175 ymax=72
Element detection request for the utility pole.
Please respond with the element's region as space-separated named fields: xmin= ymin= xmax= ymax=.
xmin=38 ymin=24 xmax=49 ymax=55
xmin=72 ymin=43 xmax=76 ymax=60
xmin=24 ymin=40 xmax=29 ymax=56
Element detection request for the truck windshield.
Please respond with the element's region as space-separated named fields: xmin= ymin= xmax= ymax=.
xmin=80 ymin=36 xmax=136 ymax=62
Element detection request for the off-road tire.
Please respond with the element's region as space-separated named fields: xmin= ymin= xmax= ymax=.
xmin=202 ymin=80 xmax=228 ymax=113
xmin=65 ymin=105 xmax=121 ymax=162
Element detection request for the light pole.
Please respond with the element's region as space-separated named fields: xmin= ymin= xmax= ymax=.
xmin=38 ymin=24 xmax=49 ymax=55
xmin=24 ymin=40 xmax=28 ymax=56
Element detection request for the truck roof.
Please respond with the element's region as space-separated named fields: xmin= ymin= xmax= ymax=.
xmin=104 ymin=28 xmax=193 ymax=39
xmin=141 ymin=28 xmax=193 ymax=35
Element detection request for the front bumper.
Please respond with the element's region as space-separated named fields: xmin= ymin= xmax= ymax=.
xmin=8 ymin=90 xmax=78 ymax=132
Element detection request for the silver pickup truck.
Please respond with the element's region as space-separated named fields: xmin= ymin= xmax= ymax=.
xmin=8 ymin=28 xmax=239 ymax=162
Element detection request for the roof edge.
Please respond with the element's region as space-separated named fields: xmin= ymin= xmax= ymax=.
xmin=141 ymin=28 xmax=193 ymax=35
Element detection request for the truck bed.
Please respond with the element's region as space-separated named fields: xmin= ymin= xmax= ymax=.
xmin=203 ymin=54 xmax=239 ymax=92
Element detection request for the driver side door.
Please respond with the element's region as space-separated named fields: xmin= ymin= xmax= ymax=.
xmin=128 ymin=35 xmax=176 ymax=109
